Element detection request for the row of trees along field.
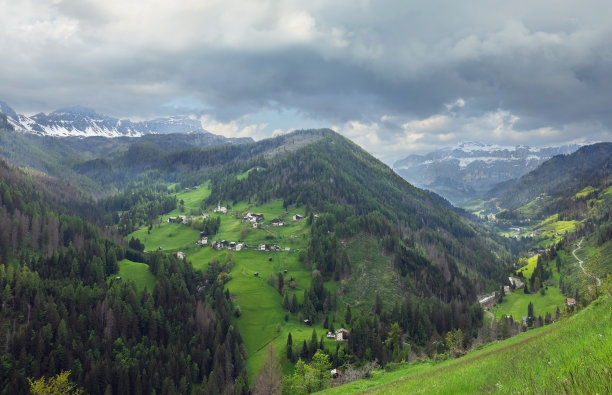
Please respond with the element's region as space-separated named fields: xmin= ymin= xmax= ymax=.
xmin=0 ymin=160 xmax=249 ymax=394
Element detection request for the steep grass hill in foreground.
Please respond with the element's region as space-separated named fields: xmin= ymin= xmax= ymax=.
xmin=324 ymin=287 xmax=612 ymax=394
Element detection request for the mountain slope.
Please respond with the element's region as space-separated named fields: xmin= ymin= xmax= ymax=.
xmin=489 ymin=142 xmax=612 ymax=210
xmin=206 ymin=130 xmax=512 ymax=297
xmin=393 ymin=142 xmax=581 ymax=205
xmin=0 ymin=158 xmax=248 ymax=395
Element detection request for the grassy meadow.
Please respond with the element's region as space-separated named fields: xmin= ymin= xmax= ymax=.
xmin=490 ymin=287 xmax=565 ymax=321
xmin=111 ymin=259 xmax=158 ymax=293
xmin=126 ymin=188 xmax=341 ymax=382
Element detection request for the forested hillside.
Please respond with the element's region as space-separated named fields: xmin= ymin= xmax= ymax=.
xmin=0 ymin=160 xmax=248 ymax=394
xmin=0 ymin=128 xmax=518 ymax=394
xmin=489 ymin=142 xmax=612 ymax=210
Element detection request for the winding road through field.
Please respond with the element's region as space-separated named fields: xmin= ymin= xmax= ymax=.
xmin=573 ymin=238 xmax=602 ymax=286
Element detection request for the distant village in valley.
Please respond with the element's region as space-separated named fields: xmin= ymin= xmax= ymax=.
xmin=168 ymin=201 xmax=315 ymax=262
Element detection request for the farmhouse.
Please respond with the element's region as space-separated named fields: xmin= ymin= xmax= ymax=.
xmin=304 ymin=319 xmax=312 ymax=326
xmin=271 ymin=218 xmax=284 ymax=226
xmin=244 ymin=213 xmax=264 ymax=223
xmin=202 ymin=213 xmax=210 ymax=219
xmin=335 ymin=328 xmax=349 ymax=341
xmin=196 ymin=237 xmax=208 ymax=246
xmin=566 ymin=298 xmax=576 ymax=306
xmin=326 ymin=332 xmax=335 ymax=339
xmin=330 ymin=369 xmax=342 ymax=379
xmin=175 ymin=252 xmax=185 ymax=260
xmin=168 ymin=217 xmax=177 ymax=223
xmin=292 ymin=214 xmax=303 ymax=221
xmin=235 ymin=243 xmax=244 ymax=251
xmin=213 ymin=241 xmax=224 ymax=250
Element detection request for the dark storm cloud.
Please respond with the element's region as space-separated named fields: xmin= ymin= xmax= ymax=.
xmin=0 ymin=0 xmax=611 ymax=158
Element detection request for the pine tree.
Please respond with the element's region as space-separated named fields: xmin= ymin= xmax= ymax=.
xmin=286 ymin=333 xmax=293 ymax=360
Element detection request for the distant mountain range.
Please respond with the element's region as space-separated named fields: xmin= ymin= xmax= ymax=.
xmin=393 ymin=142 xmax=582 ymax=206
xmin=0 ymin=100 xmax=244 ymax=139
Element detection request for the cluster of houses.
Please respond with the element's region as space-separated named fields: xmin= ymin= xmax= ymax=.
xmin=183 ymin=186 xmax=199 ymax=192
xmin=212 ymin=240 xmax=246 ymax=251
xmin=168 ymin=215 xmax=197 ymax=224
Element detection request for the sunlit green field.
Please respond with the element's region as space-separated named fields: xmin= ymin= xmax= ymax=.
xmin=516 ymin=255 xmax=538 ymax=279
xmin=128 ymin=190 xmax=329 ymax=382
xmin=111 ymin=259 xmax=157 ymax=293
xmin=490 ymin=287 xmax=566 ymax=321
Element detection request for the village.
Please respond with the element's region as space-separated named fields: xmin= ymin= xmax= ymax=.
xmin=168 ymin=201 xmax=308 ymax=261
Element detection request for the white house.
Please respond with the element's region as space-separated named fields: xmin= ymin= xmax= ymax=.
xmin=214 ymin=202 xmax=227 ymax=214
xmin=335 ymin=328 xmax=349 ymax=341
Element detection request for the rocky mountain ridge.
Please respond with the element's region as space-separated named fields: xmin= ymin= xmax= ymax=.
xmin=0 ymin=100 xmax=247 ymax=140
xmin=393 ymin=141 xmax=582 ymax=205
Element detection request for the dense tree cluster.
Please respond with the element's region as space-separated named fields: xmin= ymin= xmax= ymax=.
xmin=100 ymin=188 xmax=177 ymax=235
xmin=0 ymin=161 xmax=248 ymax=394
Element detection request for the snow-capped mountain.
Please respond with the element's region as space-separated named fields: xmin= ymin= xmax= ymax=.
xmin=393 ymin=142 xmax=581 ymax=205
xmin=0 ymin=101 xmax=224 ymax=139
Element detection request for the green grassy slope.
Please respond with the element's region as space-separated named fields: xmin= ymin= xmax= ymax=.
xmin=324 ymin=291 xmax=612 ymax=394
xmin=490 ymin=287 xmax=565 ymax=321
xmin=111 ymin=259 xmax=158 ymax=293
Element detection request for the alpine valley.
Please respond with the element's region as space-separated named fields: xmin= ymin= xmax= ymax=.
xmin=0 ymin=107 xmax=610 ymax=394
xmin=393 ymin=142 xmax=582 ymax=206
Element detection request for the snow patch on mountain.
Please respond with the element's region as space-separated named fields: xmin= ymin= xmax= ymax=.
xmin=0 ymin=100 xmax=214 ymax=138
xmin=393 ymin=142 xmax=582 ymax=205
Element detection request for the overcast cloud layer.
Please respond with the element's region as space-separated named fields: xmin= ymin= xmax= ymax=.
xmin=1 ymin=0 xmax=611 ymax=162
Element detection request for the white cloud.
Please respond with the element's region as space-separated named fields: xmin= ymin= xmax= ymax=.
xmin=200 ymin=114 xmax=269 ymax=140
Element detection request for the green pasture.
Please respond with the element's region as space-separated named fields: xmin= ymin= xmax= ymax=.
xmin=130 ymin=222 xmax=200 ymax=252
xmin=323 ymin=293 xmax=612 ymax=394
xmin=112 ymin=259 xmax=157 ymax=293
xmin=490 ymin=286 xmax=566 ymax=321
xmin=167 ymin=181 xmax=211 ymax=216
xmin=516 ymin=255 xmax=538 ymax=279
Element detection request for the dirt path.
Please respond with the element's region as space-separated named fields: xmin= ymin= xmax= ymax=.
xmin=573 ymin=238 xmax=602 ymax=286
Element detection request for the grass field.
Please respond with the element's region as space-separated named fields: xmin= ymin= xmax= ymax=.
xmin=323 ymin=291 xmax=612 ymax=394
xmin=112 ymin=259 xmax=157 ymax=293
xmin=128 ymin=190 xmax=332 ymax=383
xmin=516 ymin=255 xmax=538 ymax=279
xmin=490 ymin=286 xmax=566 ymax=321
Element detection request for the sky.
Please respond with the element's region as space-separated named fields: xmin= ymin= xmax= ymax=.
xmin=1 ymin=0 xmax=611 ymax=163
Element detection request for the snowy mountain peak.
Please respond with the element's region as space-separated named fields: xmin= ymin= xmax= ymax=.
xmin=0 ymin=100 xmax=229 ymax=139
xmin=0 ymin=101 xmax=18 ymax=120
